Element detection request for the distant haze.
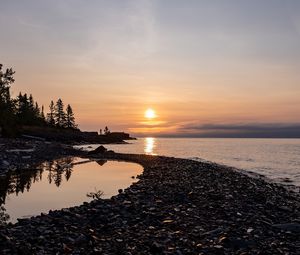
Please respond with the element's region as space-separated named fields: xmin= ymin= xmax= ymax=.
xmin=158 ymin=123 xmax=300 ymax=138
xmin=1 ymin=1 xmax=300 ymax=137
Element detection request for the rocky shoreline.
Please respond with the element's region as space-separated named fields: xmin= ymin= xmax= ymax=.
xmin=0 ymin=138 xmax=82 ymax=175
xmin=0 ymin=140 xmax=300 ymax=254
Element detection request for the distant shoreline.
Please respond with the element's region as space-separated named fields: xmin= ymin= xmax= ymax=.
xmin=135 ymin=136 xmax=300 ymax=139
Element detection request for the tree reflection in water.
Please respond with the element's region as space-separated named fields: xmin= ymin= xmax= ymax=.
xmin=0 ymin=157 xmax=107 ymax=224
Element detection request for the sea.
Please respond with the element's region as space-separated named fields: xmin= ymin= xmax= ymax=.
xmin=77 ymin=138 xmax=300 ymax=188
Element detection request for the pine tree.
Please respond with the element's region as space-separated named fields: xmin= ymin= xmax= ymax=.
xmin=15 ymin=93 xmax=42 ymax=125
xmin=54 ymin=98 xmax=66 ymax=127
xmin=0 ymin=64 xmax=14 ymax=105
xmin=0 ymin=63 xmax=79 ymax=135
xmin=16 ymin=92 xmax=25 ymax=117
xmin=47 ymin=100 xmax=55 ymax=126
xmin=16 ymin=93 xmax=30 ymax=125
xmin=0 ymin=64 xmax=15 ymax=135
xmin=28 ymin=94 xmax=34 ymax=113
xmin=66 ymin=104 xmax=76 ymax=129
xmin=34 ymin=102 xmax=40 ymax=118
xmin=41 ymin=105 xmax=45 ymax=121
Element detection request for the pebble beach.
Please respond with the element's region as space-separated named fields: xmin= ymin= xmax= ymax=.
xmin=0 ymin=141 xmax=299 ymax=254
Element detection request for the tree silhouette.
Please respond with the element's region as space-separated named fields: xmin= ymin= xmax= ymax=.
xmin=28 ymin=94 xmax=34 ymax=114
xmin=41 ymin=105 xmax=45 ymax=121
xmin=15 ymin=93 xmax=45 ymax=126
xmin=0 ymin=64 xmax=15 ymax=135
xmin=54 ymin=98 xmax=66 ymax=128
xmin=16 ymin=93 xmax=29 ymax=124
xmin=0 ymin=64 xmax=14 ymax=104
xmin=0 ymin=63 xmax=78 ymax=135
xmin=47 ymin=100 xmax=55 ymax=126
xmin=66 ymin=104 xmax=76 ymax=129
xmin=34 ymin=102 xmax=40 ymax=117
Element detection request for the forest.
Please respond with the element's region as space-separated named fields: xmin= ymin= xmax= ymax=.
xmin=0 ymin=64 xmax=77 ymax=136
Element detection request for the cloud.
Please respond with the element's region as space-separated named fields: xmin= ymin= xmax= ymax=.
xmin=129 ymin=120 xmax=300 ymax=138
xmin=173 ymin=123 xmax=300 ymax=138
xmin=128 ymin=119 xmax=183 ymax=136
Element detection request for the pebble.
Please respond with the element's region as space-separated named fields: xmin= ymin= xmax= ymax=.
xmin=0 ymin=142 xmax=299 ymax=254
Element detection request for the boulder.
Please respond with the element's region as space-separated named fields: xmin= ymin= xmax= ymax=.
xmin=88 ymin=145 xmax=107 ymax=155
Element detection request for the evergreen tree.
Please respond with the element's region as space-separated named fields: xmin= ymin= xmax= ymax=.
xmin=15 ymin=93 xmax=43 ymax=125
xmin=54 ymin=98 xmax=66 ymax=127
xmin=28 ymin=94 xmax=34 ymax=113
xmin=16 ymin=93 xmax=25 ymax=117
xmin=0 ymin=64 xmax=15 ymax=135
xmin=0 ymin=63 xmax=79 ymax=135
xmin=34 ymin=102 xmax=46 ymax=125
xmin=34 ymin=102 xmax=40 ymax=117
xmin=17 ymin=93 xmax=33 ymax=125
xmin=47 ymin=100 xmax=55 ymax=126
xmin=0 ymin=64 xmax=14 ymax=105
xmin=41 ymin=105 xmax=45 ymax=121
xmin=16 ymin=93 xmax=29 ymax=124
xmin=66 ymin=104 xmax=76 ymax=129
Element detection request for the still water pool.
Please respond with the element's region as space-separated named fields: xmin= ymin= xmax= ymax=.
xmin=0 ymin=157 xmax=143 ymax=223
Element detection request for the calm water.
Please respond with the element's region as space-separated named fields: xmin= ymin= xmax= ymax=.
xmin=0 ymin=158 xmax=142 ymax=223
xmin=77 ymin=138 xmax=300 ymax=187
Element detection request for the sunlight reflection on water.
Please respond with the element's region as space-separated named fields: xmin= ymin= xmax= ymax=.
xmin=144 ymin=137 xmax=156 ymax=155
xmin=74 ymin=138 xmax=300 ymax=187
xmin=102 ymin=138 xmax=300 ymax=187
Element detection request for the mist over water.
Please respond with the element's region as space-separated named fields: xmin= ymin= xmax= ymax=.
xmin=84 ymin=138 xmax=300 ymax=187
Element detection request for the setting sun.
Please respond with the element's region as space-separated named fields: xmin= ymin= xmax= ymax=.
xmin=145 ymin=108 xmax=157 ymax=119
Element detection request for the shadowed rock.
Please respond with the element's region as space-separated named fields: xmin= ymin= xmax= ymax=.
xmin=272 ymin=223 xmax=300 ymax=233
xmin=0 ymin=149 xmax=299 ymax=254
xmin=88 ymin=145 xmax=107 ymax=155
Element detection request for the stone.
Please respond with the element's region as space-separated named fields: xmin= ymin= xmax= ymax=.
xmin=272 ymin=223 xmax=300 ymax=233
xmin=88 ymin=146 xmax=107 ymax=155
xmin=0 ymin=141 xmax=299 ymax=254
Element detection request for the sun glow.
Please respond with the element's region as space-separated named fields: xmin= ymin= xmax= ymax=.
xmin=144 ymin=108 xmax=157 ymax=119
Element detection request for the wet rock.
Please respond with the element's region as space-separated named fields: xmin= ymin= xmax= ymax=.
xmin=21 ymin=156 xmax=31 ymax=160
xmin=75 ymin=234 xmax=88 ymax=244
xmin=150 ymin=241 xmax=164 ymax=253
xmin=0 ymin=146 xmax=299 ymax=254
xmin=201 ymin=228 xmax=224 ymax=237
xmin=88 ymin=146 xmax=107 ymax=155
xmin=223 ymin=237 xmax=252 ymax=250
xmin=0 ymin=138 xmax=82 ymax=175
xmin=272 ymin=223 xmax=300 ymax=233
xmin=1 ymin=160 xmax=9 ymax=167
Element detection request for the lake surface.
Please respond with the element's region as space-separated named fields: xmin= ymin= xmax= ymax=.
xmin=0 ymin=158 xmax=142 ymax=223
xmin=77 ymin=138 xmax=300 ymax=187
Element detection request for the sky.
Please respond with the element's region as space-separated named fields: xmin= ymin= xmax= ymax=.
xmin=1 ymin=0 xmax=300 ymax=137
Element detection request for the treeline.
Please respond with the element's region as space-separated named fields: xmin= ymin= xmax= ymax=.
xmin=46 ymin=99 xmax=76 ymax=129
xmin=0 ymin=64 xmax=78 ymax=136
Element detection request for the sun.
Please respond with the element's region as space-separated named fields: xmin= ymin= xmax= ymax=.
xmin=145 ymin=108 xmax=157 ymax=119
